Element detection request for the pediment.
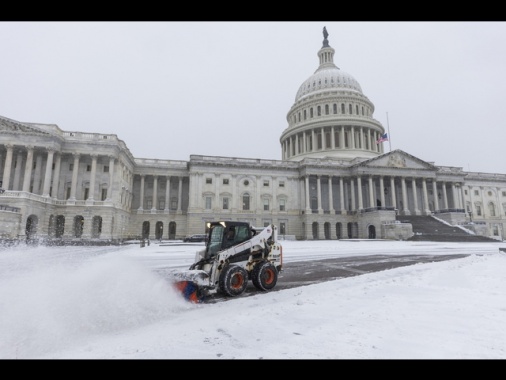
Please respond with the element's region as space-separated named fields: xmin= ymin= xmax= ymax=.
xmin=0 ymin=115 xmax=52 ymax=136
xmin=356 ymin=149 xmax=436 ymax=170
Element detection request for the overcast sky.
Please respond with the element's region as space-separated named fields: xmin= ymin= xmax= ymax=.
xmin=1 ymin=21 xmax=505 ymax=174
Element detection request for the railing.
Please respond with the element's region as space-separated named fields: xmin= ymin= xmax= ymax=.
xmin=434 ymin=208 xmax=465 ymax=214
xmin=0 ymin=191 xmax=114 ymax=207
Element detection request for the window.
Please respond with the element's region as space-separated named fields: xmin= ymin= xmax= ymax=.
xmin=464 ymin=190 xmax=468 ymax=195
xmin=349 ymin=104 xmax=352 ymax=114
xmin=341 ymin=104 xmax=345 ymax=114
xmin=223 ymin=197 xmax=229 ymax=210
xmin=263 ymin=180 xmax=269 ymax=187
xmin=242 ymin=193 xmax=250 ymax=211
xmin=171 ymin=198 xmax=178 ymax=210
xmin=52 ymin=163 xmax=55 ymax=170
xmin=310 ymin=108 xmax=314 ymax=118
xmin=159 ymin=200 xmax=165 ymax=209
xmin=84 ymin=188 xmax=89 ymax=200
xmin=205 ymin=197 xmax=212 ymax=209
xmin=333 ymin=104 xmax=337 ymax=114
xmin=303 ymin=110 xmax=307 ymax=120
xmin=502 ymin=191 xmax=506 ymax=196
xmin=104 ymin=166 xmax=109 ymax=173
xmin=279 ymin=181 xmax=285 ymax=188
xmin=33 ymin=162 xmax=37 ymax=169
xmin=244 ymin=180 xmax=249 ymax=186
xmin=206 ymin=178 xmax=212 ymax=184
xmin=317 ymin=106 xmax=321 ymax=116
xmin=86 ymin=165 xmax=91 ymax=172
xmin=325 ymin=105 xmax=329 ymax=115
xmin=489 ymin=203 xmax=496 ymax=217
xmin=101 ymin=189 xmax=107 ymax=201
xmin=476 ymin=205 xmax=482 ymax=216
xmin=223 ymin=179 xmax=229 ymax=185
xmin=66 ymin=187 xmax=71 ymax=199
xmin=69 ymin=163 xmax=73 ymax=171
xmin=474 ymin=190 xmax=479 ymax=196
xmin=263 ymin=198 xmax=269 ymax=211
xmin=279 ymin=199 xmax=286 ymax=211
xmin=488 ymin=191 xmax=493 ymax=196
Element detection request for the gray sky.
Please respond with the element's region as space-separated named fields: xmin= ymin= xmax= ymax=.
xmin=1 ymin=21 xmax=505 ymax=174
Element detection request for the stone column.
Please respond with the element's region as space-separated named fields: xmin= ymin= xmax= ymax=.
xmin=357 ymin=176 xmax=363 ymax=210
xmin=350 ymin=178 xmax=356 ymax=211
xmin=33 ymin=153 xmax=43 ymax=195
xmin=340 ymin=127 xmax=345 ymax=149
xmin=107 ymin=156 xmax=115 ymax=200
xmin=390 ymin=177 xmax=397 ymax=211
xmin=152 ymin=176 xmax=158 ymax=211
xmin=412 ymin=178 xmax=420 ymax=215
xmin=339 ymin=177 xmax=345 ymax=214
xmin=69 ymin=154 xmax=80 ymax=200
xmin=2 ymin=144 xmax=14 ymax=190
xmin=379 ymin=176 xmax=385 ymax=207
xmin=451 ymin=183 xmax=458 ymax=209
xmin=368 ymin=176 xmax=374 ymax=208
xmin=22 ymin=145 xmax=34 ymax=192
xmin=177 ymin=177 xmax=183 ymax=214
xmin=305 ymin=176 xmax=311 ymax=213
xmin=432 ymin=180 xmax=440 ymax=211
xmin=401 ymin=177 xmax=410 ymax=215
xmin=139 ymin=175 xmax=145 ymax=210
xmin=42 ymin=149 xmax=55 ymax=197
xmin=86 ymin=154 xmax=97 ymax=201
xmin=52 ymin=153 xmax=61 ymax=199
xmin=164 ymin=175 xmax=170 ymax=211
xmin=316 ymin=175 xmax=323 ymax=213
xmin=331 ymin=127 xmax=335 ymax=149
xmin=328 ymin=176 xmax=334 ymax=213
xmin=350 ymin=126 xmax=355 ymax=149
xmin=422 ymin=178 xmax=430 ymax=215
xmin=442 ymin=182 xmax=449 ymax=209
xmin=13 ymin=150 xmax=23 ymax=191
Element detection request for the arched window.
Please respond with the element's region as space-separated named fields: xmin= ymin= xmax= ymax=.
xmin=304 ymin=110 xmax=307 ymax=120
xmin=333 ymin=104 xmax=337 ymax=114
xmin=325 ymin=104 xmax=329 ymax=115
xmin=341 ymin=103 xmax=345 ymax=114
xmin=317 ymin=106 xmax=321 ymax=116
xmin=356 ymin=105 xmax=359 ymax=114
xmin=310 ymin=108 xmax=314 ymax=118
xmin=349 ymin=104 xmax=352 ymax=114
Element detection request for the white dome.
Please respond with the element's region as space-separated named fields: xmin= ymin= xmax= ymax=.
xmin=295 ymin=67 xmax=363 ymax=102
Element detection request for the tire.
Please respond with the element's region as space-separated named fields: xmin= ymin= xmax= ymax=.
xmin=251 ymin=261 xmax=278 ymax=291
xmin=218 ymin=265 xmax=249 ymax=297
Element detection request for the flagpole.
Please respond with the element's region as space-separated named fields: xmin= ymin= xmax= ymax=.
xmin=386 ymin=112 xmax=392 ymax=151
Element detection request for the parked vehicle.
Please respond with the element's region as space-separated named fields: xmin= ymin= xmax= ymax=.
xmin=183 ymin=234 xmax=208 ymax=243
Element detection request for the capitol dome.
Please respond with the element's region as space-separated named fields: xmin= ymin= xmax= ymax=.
xmin=280 ymin=28 xmax=385 ymax=163
xmin=294 ymin=65 xmax=363 ymax=103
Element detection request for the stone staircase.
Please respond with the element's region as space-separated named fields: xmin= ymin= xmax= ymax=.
xmin=396 ymin=215 xmax=499 ymax=242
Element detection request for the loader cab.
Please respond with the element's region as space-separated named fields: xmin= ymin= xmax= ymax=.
xmin=205 ymin=221 xmax=254 ymax=257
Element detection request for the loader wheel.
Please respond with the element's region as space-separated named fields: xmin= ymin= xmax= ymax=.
xmin=251 ymin=261 xmax=278 ymax=291
xmin=218 ymin=265 xmax=249 ymax=297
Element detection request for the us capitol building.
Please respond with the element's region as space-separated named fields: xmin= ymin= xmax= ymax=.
xmin=1 ymin=29 xmax=505 ymax=243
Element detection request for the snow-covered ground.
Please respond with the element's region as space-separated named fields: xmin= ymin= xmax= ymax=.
xmin=1 ymin=239 xmax=505 ymax=359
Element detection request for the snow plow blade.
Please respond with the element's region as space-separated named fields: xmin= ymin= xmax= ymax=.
xmin=171 ymin=270 xmax=210 ymax=303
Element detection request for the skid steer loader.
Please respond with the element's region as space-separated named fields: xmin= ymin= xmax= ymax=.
xmin=172 ymin=221 xmax=283 ymax=303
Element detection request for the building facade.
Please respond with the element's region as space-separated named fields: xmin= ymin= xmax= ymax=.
xmin=0 ymin=30 xmax=505 ymax=243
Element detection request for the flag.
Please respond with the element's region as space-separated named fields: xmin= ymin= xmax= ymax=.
xmin=376 ymin=133 xmax=388 ymax=144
